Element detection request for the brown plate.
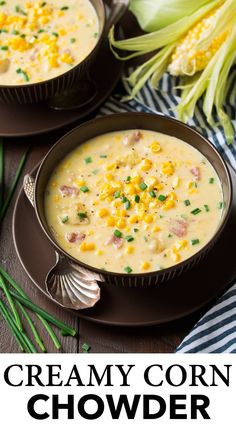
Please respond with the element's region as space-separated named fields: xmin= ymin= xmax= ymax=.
xmin=13 ymin=164 xmax=236 ymax=326
xmin=0 ymin=23 xmax=123 ymax=136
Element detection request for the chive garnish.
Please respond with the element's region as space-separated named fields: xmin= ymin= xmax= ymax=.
xmin=70 ymin=38 xmax=76 ymax=43
xmin=12 ymin=29 xmax=20 ymax=35
xmin=121 ymin=195 xmax=127 ymax=203
xmin=204 ymin=204 xmax=210 ymax=212
xmin=114 ymin=191 xmax=120 ymax=199
xmin=218 ymin=201 xmax=224 ymax=209
xmin=125 ymin=200 xmax=131 ymax=210
xmin=134 ymin=195 xmax=140 ymax=203
xmin=41 ymin=2 xmax=47 ymax=6
xmin=0 ymin=274 xmax=22 ymax=331
xmin=125 ymin=176 xmax=131 ymax=183
xmin=191 ymin=239 xmax=200 ymax=245
xmin=80 ymin=185 xmax=89 ymax=193
xmin=52 ymin=32 xmax=59 ymax=37
xmin=16 ymin=68 xmax=30 ymax=82
xmin=139 ymin=182 xmax=147 ymax=190
xmin=93 ymin=32 xmax=98 ymax=38
xmin=209 ymin=177 xmax=215 ymax=184
xmin=124 ymin=266 xmax=133 ymax=274
xmin=82 ymin=342 xmax=91 ymax=353
xmin=191 ymin=208 xmax=201 ymax=215
xmin=15 ymin=5 xmax=27 ymax=15
xmin=158 ymin=194 xmax=166 ymax=202
xmin=149 ymin=190 xmax=156 ymax=198
xmin=78 ymin=212 xmax=87 ymax=219
xmin=0 ymin=1 xmax=6 ymax=5
xmin=61 ymin=5 xmax=69 ymax=10
xmin=100 ymin=154 xmax=107 ymax=158
xmin=184 ymin=199 xmax=191 ymax=206
xmin=84 ymin=156 xmax=92 ymax=164
xmin=61 ymin=216 xmax=69 ymax=223
xmin=0 ymin=28 xmax=7 ymax=33
xmin=134 ymin=228 xmax=139 ymax=233
xmin=0 ymin=46 xmax=8 ymax=50
xmin=38 ymin=29 xmax=45 ymax=33
xmin=144 ymin=236 xmax=148 ymax=242
xmin=114 ymin=229 xmax=122 ymax=238
xmin=125 ymin=235 xmax=134 ymax=242
xmin=16 ymin=300 xmax=46 ymax=352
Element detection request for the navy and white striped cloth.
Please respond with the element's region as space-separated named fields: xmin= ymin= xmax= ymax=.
xmin=98 ymin=67 xmax=236 ymax=353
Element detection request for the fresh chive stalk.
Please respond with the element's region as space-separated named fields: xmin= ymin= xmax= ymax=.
xmin=16 ymin=300 xmax=46 ymax=352
xmin=9 ymin=290 xmax=77 ymax=336
xmin=0 ymin=274 xmax=22 ymax=331
xmin=0 ymin=149 xmax=30 ymax=223
xmin=0 ymin=300 xmax=32 ymax=352
xmin=0 ymin=267 xmax=62 ymax=349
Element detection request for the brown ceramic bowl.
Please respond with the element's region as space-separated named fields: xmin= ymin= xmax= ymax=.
xmin=0 ymin=0 xmax=128 ymax=104
xmin=32 ymin=113 xmax=232 ymax=291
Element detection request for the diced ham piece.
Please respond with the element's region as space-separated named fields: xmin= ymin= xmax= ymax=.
xmin=106 ymin=234 xmax=124 ymax=249
xmin=59 ymin=185 xmax=79 ymax=198
xmin=123 ymin=131 xmax=143 ymax=146
xmin=66 ymin=232 xmax=86 ymax=243
xmin=170 ymin=219 xmax=188 ymax=238
xmin=190 ymin=166 xmax=201 ymax=181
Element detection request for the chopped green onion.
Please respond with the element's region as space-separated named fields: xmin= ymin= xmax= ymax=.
xmin=114 ymin=229 xmax=122 ymax=238
xmin=52 ymin=32 xmax=59 ymax=37
xmin=80 ymin=186 xmax=89 ymax=193
xmin=15 ymin=5 xmax=27 ymax=15
xmin=191 ymin=208 xmax=201 ymax=215
xmin=139 ymin=182 xmax=147 ymax=190
xmin=125 ymin=200 xmax=131 ymax=209
xmin=184 ymin=199 xmax=191 ymax=206
xmin=125 ymin=176 xmax=131 ymax=183
xmin=100 ymin=154 xmax=107 ymax=158
xmin=124 ymin=266 xmax=133 ymax=274
xmin=149 ymin=190 xmax=156 ymax=198
xmin=204 ymin=204 xmax=210 ymax=212
xmin=61 ymin=216 xmax=69 ymax=223
xmin=0 ymin=1 xmax=6 ymax=5
xmin=84 ymin=156 xmax=92 ymax=164
xmin=125 ymin=235 xmax=134 ymax=242
xmin=12 ymin=29 xmax=20 ymax=35
xmin=38 ymin=29 xmax=45 ymax=33
xmin=93 ymin=32 xmax=98 ymax=38
xmin=70 ymin=37 xmax=76 ymax=43
xmin=218 ymin=201 xmax=224 ymax=209
xmin=16 ymin=300 xmax=46 ymax=352
xmin=0 ymin=46 xmax=8 ymax=50
xmin=114 ymin=191 xmax=121 ymax=199
xmin=41 ymin=2 xmax=47 ymax=7
xmin=134 ymin=228 xmax=139 ymax=233
xmin=134 ymin=194 xmax=140 ymax=203
xmin=61 ymin=6 xmax=69 ymax=10
xmin=82 ymin=342 xmax=91 ymax=353
xmin=209 ymin=177 xmax=215 ymax=184
xmin=191 ymin=239 xmax=200 ymax=245
xmin=16 ymin=68 xmax=30 ymax=82
xmin=121 ymin=195 xmax=127 ymax=203
xmin=0 ymin=28 xmax=7 ymax=33
xmin=158 ymin=194 xmax=166 ymax=202
xmin=78 ymin=212 xmax=87 ymax=219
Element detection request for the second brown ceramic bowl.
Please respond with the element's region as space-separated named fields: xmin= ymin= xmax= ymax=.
xmin=32 ymin=113 xmax=232 ymax=289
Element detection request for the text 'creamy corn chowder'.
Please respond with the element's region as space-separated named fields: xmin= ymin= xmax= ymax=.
xmin=0 ymin=0 xmax=99 ymax=85
xmin=45 ymin=130 xmax=223 ymax=274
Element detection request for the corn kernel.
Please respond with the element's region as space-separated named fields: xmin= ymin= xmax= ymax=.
xmin=80 ymin=242 xmax=95 ymax=252
xmin=125 ymin=184 xmax=136 ymax=195
xmin=126 ymin=245 xmax=134 ymax=254
xmin=144 ymin=214 xmax=154 ymax=224
xmin=168 ymin=192 xmax=177 ymax=200
xmin=170 ymin=249 xmax=180 ymax=263
xmin=129 ymin=214 xmax=139 ymax=224
xmin=141 ymin=261 xmax=151 ymax=270
xmin=116 ymin=218 xmax=126 ymax=229
xmin=140 ymin=158 xmax=152 ymax=171
xmin=156 ymin=183 xmax=164 ymax=191
xmin=53 ymin=195 xmax=60 ymax=203
xmin=161 ymin=161 xmax=174 ymax=176
xmin=98 ymin=208 xmax=109 ymax=218
xmin=175 ymin=240 xmax=188 ymax=251
xmin=75 ymin=179 xmax=85 ymax=187
xmin=106 ymin=216 xmax=116 ymax=227
xmin=113 ymin=200 xmax=122 ymax=208
xmin=152 ymin=226 xmax=161 ymax=233
xmin=131 ymin=175 xmax=142 ymax=185
xmin=150 ymin=142 xmax=161 ymax=153
xmin=96 ymin=250 xmax=103 ymax=256
xmin=87 ymin=230 xmax=94 ymax=236
xmin=146 ymin=176 xmax=158 ymax=188
xmin=115 ymin=209 xmax=126 ymax=217
xmin=105 ymin=173 xmax=113 ymax=181
xmin=106 ymin=163 xmax=116 ymax=171
xmin=162 ymin=199 xmax=175 ymax=210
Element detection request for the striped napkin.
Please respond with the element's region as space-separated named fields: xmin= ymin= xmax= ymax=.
xmin=98 ymin=66 xmax=236 ymax=353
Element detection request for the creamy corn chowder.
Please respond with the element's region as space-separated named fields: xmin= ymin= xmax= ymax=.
xmin=45 ymin=130 xmax=223 ymax=274
xmin=0 ymin=1 xmax=99 ymax=85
